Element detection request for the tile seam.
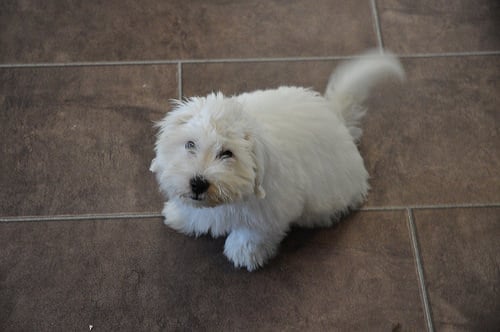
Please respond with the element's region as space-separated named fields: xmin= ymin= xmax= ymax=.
xmin=2 ymin=203 xmax=498 ymax=223
xmin=398 ymin=50 xmax=500 ymax=58
xmin=177 ymin=61 xmax=183 ymax=100
xmin=0 ymin=60 xmax=179 ymax=68
xmin=369 ymin=0 xmax=384 ymax=52
xmin=0 ymin=56 xmax=350 ymax=69
xmin=361 ymin=203 xmax=500 ymax=211
xmin=0 ymin=212 xmax=162 ymax=223
xmin=407 ymin=208 xmax=435 ymax=332
xmin=181 ymin=55 xmax=354 ymax=64
xmin=0 ymin=51 xmax=499 ymax=69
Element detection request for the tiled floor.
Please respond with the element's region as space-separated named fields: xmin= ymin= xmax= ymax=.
xmin=1 ymin=1 xmax=499 ymax=331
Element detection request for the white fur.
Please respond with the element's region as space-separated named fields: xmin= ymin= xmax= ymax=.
xmin=151 ymin=51 xmax=404 ymax=271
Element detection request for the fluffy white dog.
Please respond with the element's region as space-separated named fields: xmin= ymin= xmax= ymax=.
xmin=151 ymin=51 xmax=404 ymax=271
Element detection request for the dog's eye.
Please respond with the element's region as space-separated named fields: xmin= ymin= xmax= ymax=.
xmin=218 ymin=150 xmax=233 ymax=159
xmin=185 ymin=141 xmax=196 ymax=150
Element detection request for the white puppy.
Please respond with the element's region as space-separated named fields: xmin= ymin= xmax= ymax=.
xmin=151 ymin=51 xmax=404 ymax=271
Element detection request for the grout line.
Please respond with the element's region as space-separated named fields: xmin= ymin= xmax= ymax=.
xmin=183 ymin=55 xmax=354 ymax=63
xmin=177 ymin=61 xmax=183 ymax=100
xmin=0 ymin=56 xmax=351 ymax=69
xmin=0 ymin=212 xmax=162 ymax=223
xmin=370 ymin=0 xmax=384 ymax=52
xmin=359 ymin=206 xmax=406 ymax=212
xmin=1 ymin=51 xmax=499 ymax=69
xmin=360 ymin=202 xmax=500 ymax=211
xmin=407 ymin=208 xmax=435 ymax=332
xmin=1 ymin=203 xmax=498 ymax=224
xmin=398 ymin=50 xmax=500 ymax=59
xmin=0 ymin=60 xmax=180 ymax=68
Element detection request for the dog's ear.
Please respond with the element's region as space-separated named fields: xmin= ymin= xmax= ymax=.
xmin=246 ymin=133 xmax=266 ymax=199
xmin=171 ymin=112 xmax=194 ymax=126
xmin=154 ymin=100 xmax=199 ymax=143
xmin=165 ymin=99 xmax=198 ymax=127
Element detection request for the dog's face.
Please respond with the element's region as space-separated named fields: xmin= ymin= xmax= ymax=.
xmin=151 ymin=93 xmax=265 ymax=207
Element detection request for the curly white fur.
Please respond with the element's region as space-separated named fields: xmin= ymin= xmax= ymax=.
xmin=151 ymin=51 xmax=404 ymax=271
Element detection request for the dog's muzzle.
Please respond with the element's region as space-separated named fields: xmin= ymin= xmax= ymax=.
xmin=190 ymin=175 xmax=210 ymax=200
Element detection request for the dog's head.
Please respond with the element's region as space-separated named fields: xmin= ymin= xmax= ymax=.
xmin=151 ymin=92 xmax=266 ymax=207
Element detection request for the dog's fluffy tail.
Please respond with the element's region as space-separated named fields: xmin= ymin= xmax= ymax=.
xmin=325 ymin=50 xmax=405 ymax=141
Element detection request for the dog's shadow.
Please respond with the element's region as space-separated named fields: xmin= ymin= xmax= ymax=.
xmin=280 ymin=226 xmax=327 ymax=254
xmin=273 ymin=223 xmax=343 ymax=266
xmin=254 ymin=211 xmax=359 ymax=272
xmin=161 ymin=210 xmax=357 ymax=273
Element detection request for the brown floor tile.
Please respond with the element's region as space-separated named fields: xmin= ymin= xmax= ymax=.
xmin=182 ymin=56 xmax=500 ymax=207
xmin=377 ymin=0 xmax=500 ymax=54
xmin=413 ymin=207 xmax=500 ymax=331
xmin=0 ymin=66 xmax=175 ymax=216
xmin=182 ymin=61 xmax=336 ymax=97
xmin=362 ymin=56 xmax=500 ymax=206
xmin=0 ymin=0 xmax=376 ymax=63
xmin=0 ymin=211 xmax=426 ymax=331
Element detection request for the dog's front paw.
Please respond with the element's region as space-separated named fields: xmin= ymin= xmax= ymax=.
xmin=161 ymin=201 xmax=189 ymax=233
xmin=224 ymin=229 xmax=278 ymax=271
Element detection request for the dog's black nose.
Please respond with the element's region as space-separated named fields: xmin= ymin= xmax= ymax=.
xmin=190 ymin=176 xmax=210 ymax=195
